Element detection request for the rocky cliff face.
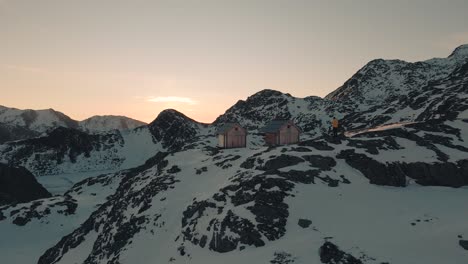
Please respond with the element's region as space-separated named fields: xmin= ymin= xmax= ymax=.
xmin=148 ymin=109 xmax=208 ymax=152
xmin=0 ymin=163 xmax=51 ymax=205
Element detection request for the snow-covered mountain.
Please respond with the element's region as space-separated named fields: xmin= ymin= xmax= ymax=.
xmin=1 ymin=118 xmax=467 ymax=264
xmin=0 ymin=106 xmax=147 ymax=143
xmin=0 ymin=44 xmax=468 ymax=264
xmin=216 ymin=44 xmax=468 ymax=135
xmin=79 ymin=115 xmax=147 ymax=134
xmin=0 ymin=106 xmax=79 ymax=143
xmin=0 ymin=109 xmax=209 ymax=194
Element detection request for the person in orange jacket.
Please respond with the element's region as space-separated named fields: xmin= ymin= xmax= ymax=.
xmin=332 ymin=117 xmax=339 ymax=137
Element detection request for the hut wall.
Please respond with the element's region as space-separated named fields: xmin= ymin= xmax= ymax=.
xmin=218 ymin=134 xmax=226 ymax=148
xmin=278 ymin=124 xmax=300 ymax=145
xmin=225 ymin=127 xmax=246 ymax=148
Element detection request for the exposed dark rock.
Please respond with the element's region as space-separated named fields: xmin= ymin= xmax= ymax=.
xmin=38 ymin=152 xmax=173 ymax=264
xmin=319 ymin=242 xmax=363 ymax=264
xmin=459 ymin=240 xmax=468 ymax=250
xmin=203 ymin=146 xmax=220 ymax=156
xmin=270 ymin=251 xmax=296 ymax=264
xmin=299 ymin=140 xmax=334 ymax=151
xmin=195 ymin=167 xmax=208 ymax=174
xmin=55 ymin=199 xmax=78 ymax=215
xmin=290 ymin=147 xmax=312 ymax=152
xmin=347 ymin=136 xmax=401 ymax=155
xmin=336 ymin=149 xmax=407 ymax=187
xmin=340 ymin=175 xmax=351 ymax=184
xmin=274 ymin=169 xmax=319 ymax=184
xmin=240 ymin=157 xmax=256 ymax=169
xmin=3 ymin=196 xmax=77 ymax=226
xmin=298 ymin=219 xmax=312 ymax=228
xmin=302 ymin=155 xmax=337 ymax=171
xmin=262 ymin=155 xmax=304 ymax=171
xmin=181 ymin=171 xmax=295 ymax=253
xmin=317 ymin=175 xmax=340 ymax=187
xmin=167 ymin=165 xmax=181 ymax=174
xmin=215 ymin=155 xmax=241 ymax=169
xmin=0 ymin=163 xmax=51 ymax=205
xmin=149 ymin=109 xmax=203 ymax=151
xmin=355 ymin=127 xmax=449 ymax=162
xmin=214 ymin=89 xmax=292 ymax=130
xmin=337 ymin=149 xmax=468 ymax=187
xmin=208 ymin=210 xmax=265 ymax=253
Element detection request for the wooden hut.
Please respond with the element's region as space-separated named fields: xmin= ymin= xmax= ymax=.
xmin=260 ymin=120 xmax=300 ymax=146
xmin=217 ymin=123 xmax=247 ymax=148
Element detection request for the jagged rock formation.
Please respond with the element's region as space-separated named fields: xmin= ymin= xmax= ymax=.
xmin=148 ymin=109 xmax=207 ymax=151
xmin=319 ymin=242 xmax=363 ymax=264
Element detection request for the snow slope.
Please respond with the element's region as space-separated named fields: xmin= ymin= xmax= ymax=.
xmin=0 ymin=44 xmax=468 ymax=264
xmin=1 ymin=119 xmax=467 ymax=264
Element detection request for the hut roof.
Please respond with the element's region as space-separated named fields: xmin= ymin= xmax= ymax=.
xmin=260 ymin=120 xmax=295 ymax=133
xmin=217 ymin=123 xmax=243 ymax=134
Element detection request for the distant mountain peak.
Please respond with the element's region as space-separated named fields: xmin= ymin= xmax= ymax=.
xmin=152 ymin=109 xmax=197 ymax=124
xmin=79 ymin=115 xmax=146 ymax=133
xmin=249 ymin=89 xmax=291 ymax=99
xmin=449 ymin=43 xmax=468 ymax=59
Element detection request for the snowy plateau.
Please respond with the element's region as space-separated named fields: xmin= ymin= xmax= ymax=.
xmin=0 ymin=45 xmax=468 ymax=264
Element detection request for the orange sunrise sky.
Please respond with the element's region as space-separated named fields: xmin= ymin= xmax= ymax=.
xmin=1 ymin=0 xmax=468 ymax=123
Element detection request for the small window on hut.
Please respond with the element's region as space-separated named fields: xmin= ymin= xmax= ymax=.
xmin=235 ymin=127 xmax=238 ymax=131
xmin=287 ymin=125 xmax=291 ymax=128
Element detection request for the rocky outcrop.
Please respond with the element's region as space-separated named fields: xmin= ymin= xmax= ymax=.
xmin=148 ymin=109 xmax=203 ymax=151
xmin=0 ymin=163 xmax=51 ymax=205
xmin=261 ymin=154 xmax=304 ymax=171
xmin=214 ymin=89 xmax=292 ymax=128
xmin=337 ymin=149 xmax=468 ymax=187
xmin=298 ymin=219 xmax=312 ymax=228
xmin=319 ymin=242 xmax=362 ymax=264
xmin=460 ymin=240 xmax=468 ymax=250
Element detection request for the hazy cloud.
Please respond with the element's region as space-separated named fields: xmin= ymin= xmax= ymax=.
xmin=2 ymin=64 xmax=48 ymax=73
xmin=147 ymin=96 xmax=198 ymax=105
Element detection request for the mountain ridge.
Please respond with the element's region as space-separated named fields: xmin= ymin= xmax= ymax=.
xmin=0 ymin=44 xmax=468 ymax=264
xmin=0 ymin=105 xmax=147 ymax=143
